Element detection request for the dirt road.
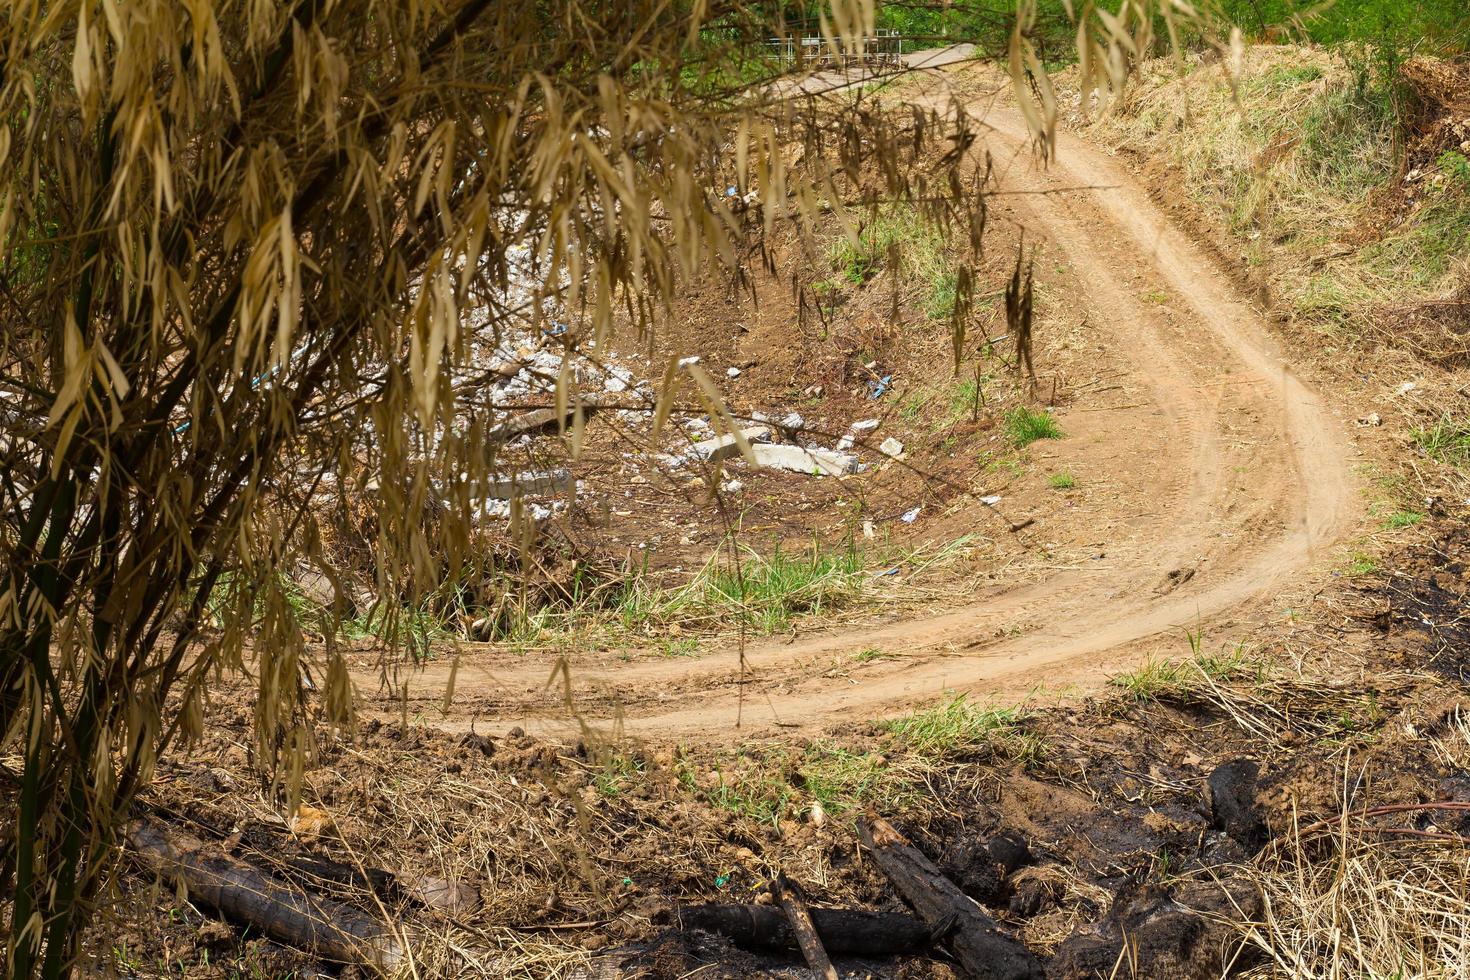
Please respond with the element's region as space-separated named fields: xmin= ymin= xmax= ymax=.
xmin=362 ymin=63 xmax=1360 ymax=741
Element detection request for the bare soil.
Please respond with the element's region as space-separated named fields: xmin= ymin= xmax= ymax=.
xmin=349 ymin=69 xmax=1363 ymax=742
xmin=95 ymin=55 xmax=1470 ymax=980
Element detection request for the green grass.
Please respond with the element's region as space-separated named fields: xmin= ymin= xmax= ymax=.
xmin=1110 ymin=648 xmax=1257 ymax=704
xmin=660 ymin=637 xmax=700 ymax=657
xmin=1346 ymin=551 xmax=1378 ymax=576
xmin=615 ymin=542 xmax=866 ymax=635
xmin=1047 ymin=471 xmax=1076 ymax=490
xmin=925 ymin=270 xmax=959 ymax=321
xmin=695 ymin=742 xmax=897 ymax=826
xmin=1411 ymin=416 xmax=1470 ymax=469
xmin=883 ymin=694 xmax=1043 ymax=763
xmin=594 ymin=754 xmax=645 ymax=797
xmin=854 ymin=646 xmax=894 ymax=664
xmin=1004 ymin=406 xmax=1062 ymax=448
xmin=824 ymin=206 xmax=963 ymax=324
xmin=1383 ymin=509 xmax=1424 ymax=530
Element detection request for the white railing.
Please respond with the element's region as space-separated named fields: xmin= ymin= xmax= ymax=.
xmin=766 ymin=29 xmax=905 ymax=69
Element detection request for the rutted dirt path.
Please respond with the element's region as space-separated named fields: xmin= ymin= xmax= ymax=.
xmin=360 ymin=64 xmax=1360 ymax=740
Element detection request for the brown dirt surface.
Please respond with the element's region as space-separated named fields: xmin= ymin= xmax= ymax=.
xmin=348 ymin=66 xmax=1364 ymax=743
xmin=100 ymin=52 xmax=1470 ymax=980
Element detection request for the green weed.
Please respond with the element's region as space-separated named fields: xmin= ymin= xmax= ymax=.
xmin=1383 ymin=509 xmax=1424 ymax=530
xmin=883 ymin=694 xmax=1043 ymax=763
xmin=1347 ymin=551 xmax=1378 ymax=576
xmin=1004 ymin=406 xmax=1062 ymax=448
xmin=1411 ymin=417 xmax=1470 ymax=468
xmin=1048 ymin=471 xmax=1076 ymax=489
xmin=660 ymin=637 xmax=700 ymax=658
xmin=1110 ymin=648 xmax=1256 ymax=703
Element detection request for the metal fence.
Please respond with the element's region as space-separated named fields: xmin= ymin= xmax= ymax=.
xmin=765 ymin=29 xmax=905 ymax=70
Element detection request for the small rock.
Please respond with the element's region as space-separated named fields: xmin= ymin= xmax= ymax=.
xmin=726 ymin=367 xmax=741 ymax=379
xmin=900 ymin=506 xmax=921 ymax=523
xmin=980 ymin=494 xmax=1002 ymax=506
xmin=780 ymin=411 xmax=804 ymax=432
xmin=1357 ymin=412 xmax=1382 ymax=427
xmin=851 ymin=418 xmax=880 ymax=432
xmin=677 ymin=356 xmax=701 ymax=368
xmin=879 ymin=436 xmax=904 ymax=457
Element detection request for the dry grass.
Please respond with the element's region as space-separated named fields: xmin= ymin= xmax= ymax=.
xmin=1239 ymin=811 xmax=1470 ymax=978
xmin=1074 ymin=46 xmax=1470 ymax=333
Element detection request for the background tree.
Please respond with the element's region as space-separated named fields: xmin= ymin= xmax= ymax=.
xmin=0 ymin=0 xmax=1204 ymax=973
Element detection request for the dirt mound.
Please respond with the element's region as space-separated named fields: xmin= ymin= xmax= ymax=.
xmin=1402 ymin=56 xmax=1470 ymax=170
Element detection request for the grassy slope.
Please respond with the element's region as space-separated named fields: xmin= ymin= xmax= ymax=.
xmin=1080 ymin=45 xmax=1469 ymax=335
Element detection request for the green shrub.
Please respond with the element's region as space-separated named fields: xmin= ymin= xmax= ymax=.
xmin=1004 ymin=406 xmax=1061 ymax=448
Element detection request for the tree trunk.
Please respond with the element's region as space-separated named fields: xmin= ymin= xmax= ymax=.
xmin=857 ymin=815 xmax=1042 ymax=980
xmin=126 ymin=818 xmax=403 ymax=971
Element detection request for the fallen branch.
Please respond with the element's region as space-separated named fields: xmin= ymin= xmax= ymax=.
xmin=680 ymin=903 xmax=929 ymax=957
xmin=857 ymin=814 xmax=1042 ymax=980
xmin=772 ymin=875 xmax=838 ymax=980
xmin=126 ymin=818 xmax=404 ymax=971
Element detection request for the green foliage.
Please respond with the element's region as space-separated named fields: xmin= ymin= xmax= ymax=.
xmin=698 ymin=742 xmax=894 ymax=826
xmin=1110 ymin=649 xmax=1256 ymax=703
xmin=1047 ymin=471 xmax=1076 ymax=489
xmin=615 ymin=541 xmax=866 ymax=636
xmin=1296 ymin=61 xmax=1397 ymax=199
xmin=883 ymin=694 xmax=1043 ymax=762
xmin=878 ymin=0 xmax=1079 ymax=63
xmin=1004 ymin=406 xmax=1062 ymax=447
xmin=1439 ymin=150 xmax=1470 ymax=188
xmin=1218 ymin=0 xmax=1469 ymax=53
xmin=1412 ymin=416 xmax=1470 ymax=469
xmin=1384 ymin=509 xmax=1424 ymax=530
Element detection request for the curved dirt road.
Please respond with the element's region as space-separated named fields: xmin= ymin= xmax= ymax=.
xmin=364 ymin=67 xmax=1359 ymax=741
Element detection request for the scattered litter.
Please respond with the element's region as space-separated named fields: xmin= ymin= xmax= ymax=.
xmin=1396 ymin=381 xmax=1417 ymax=395
xmin=900 ymin=506 xmax=921 ymax=524
xmin=836 ymin=435 xmax=854 ymax=450
xmin=687 ymin=426 xmax=772 ymax=463
xmin=879 ymin=436 xmax=904 ymax=457
xmin=851 ymin=418 xmax=880 ymax=432
xmin=483 ymin=469 xmax=574 ymax=499
xmin=750 ymin=443 xmax=859 ymax=476
xmin=604 ymin=366 xmax=633 ymax=393
xmin=863 ymin=519 xmax=875 ymax=540
xmin=721 ymin=480 xmax=744 ymax=494
xmin=980 ymin=494 xmax=1002 ymax=506
xmin=678 ymin=355 xmax=701 ymax=367
xmin=803 ymin=383 xmax=824 ymax=398
xmin=726 ymin=367 xmax=742 ymax=379
xmin=780 ymin=412 xmax=805 ymax=432
xmin=868 ymin=374 xmax=892 ymax=399
xmin=873 ymin=567 xmax=900 ymax=578
xmin=1357 ymin=412 xmax=1383 ymax=427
